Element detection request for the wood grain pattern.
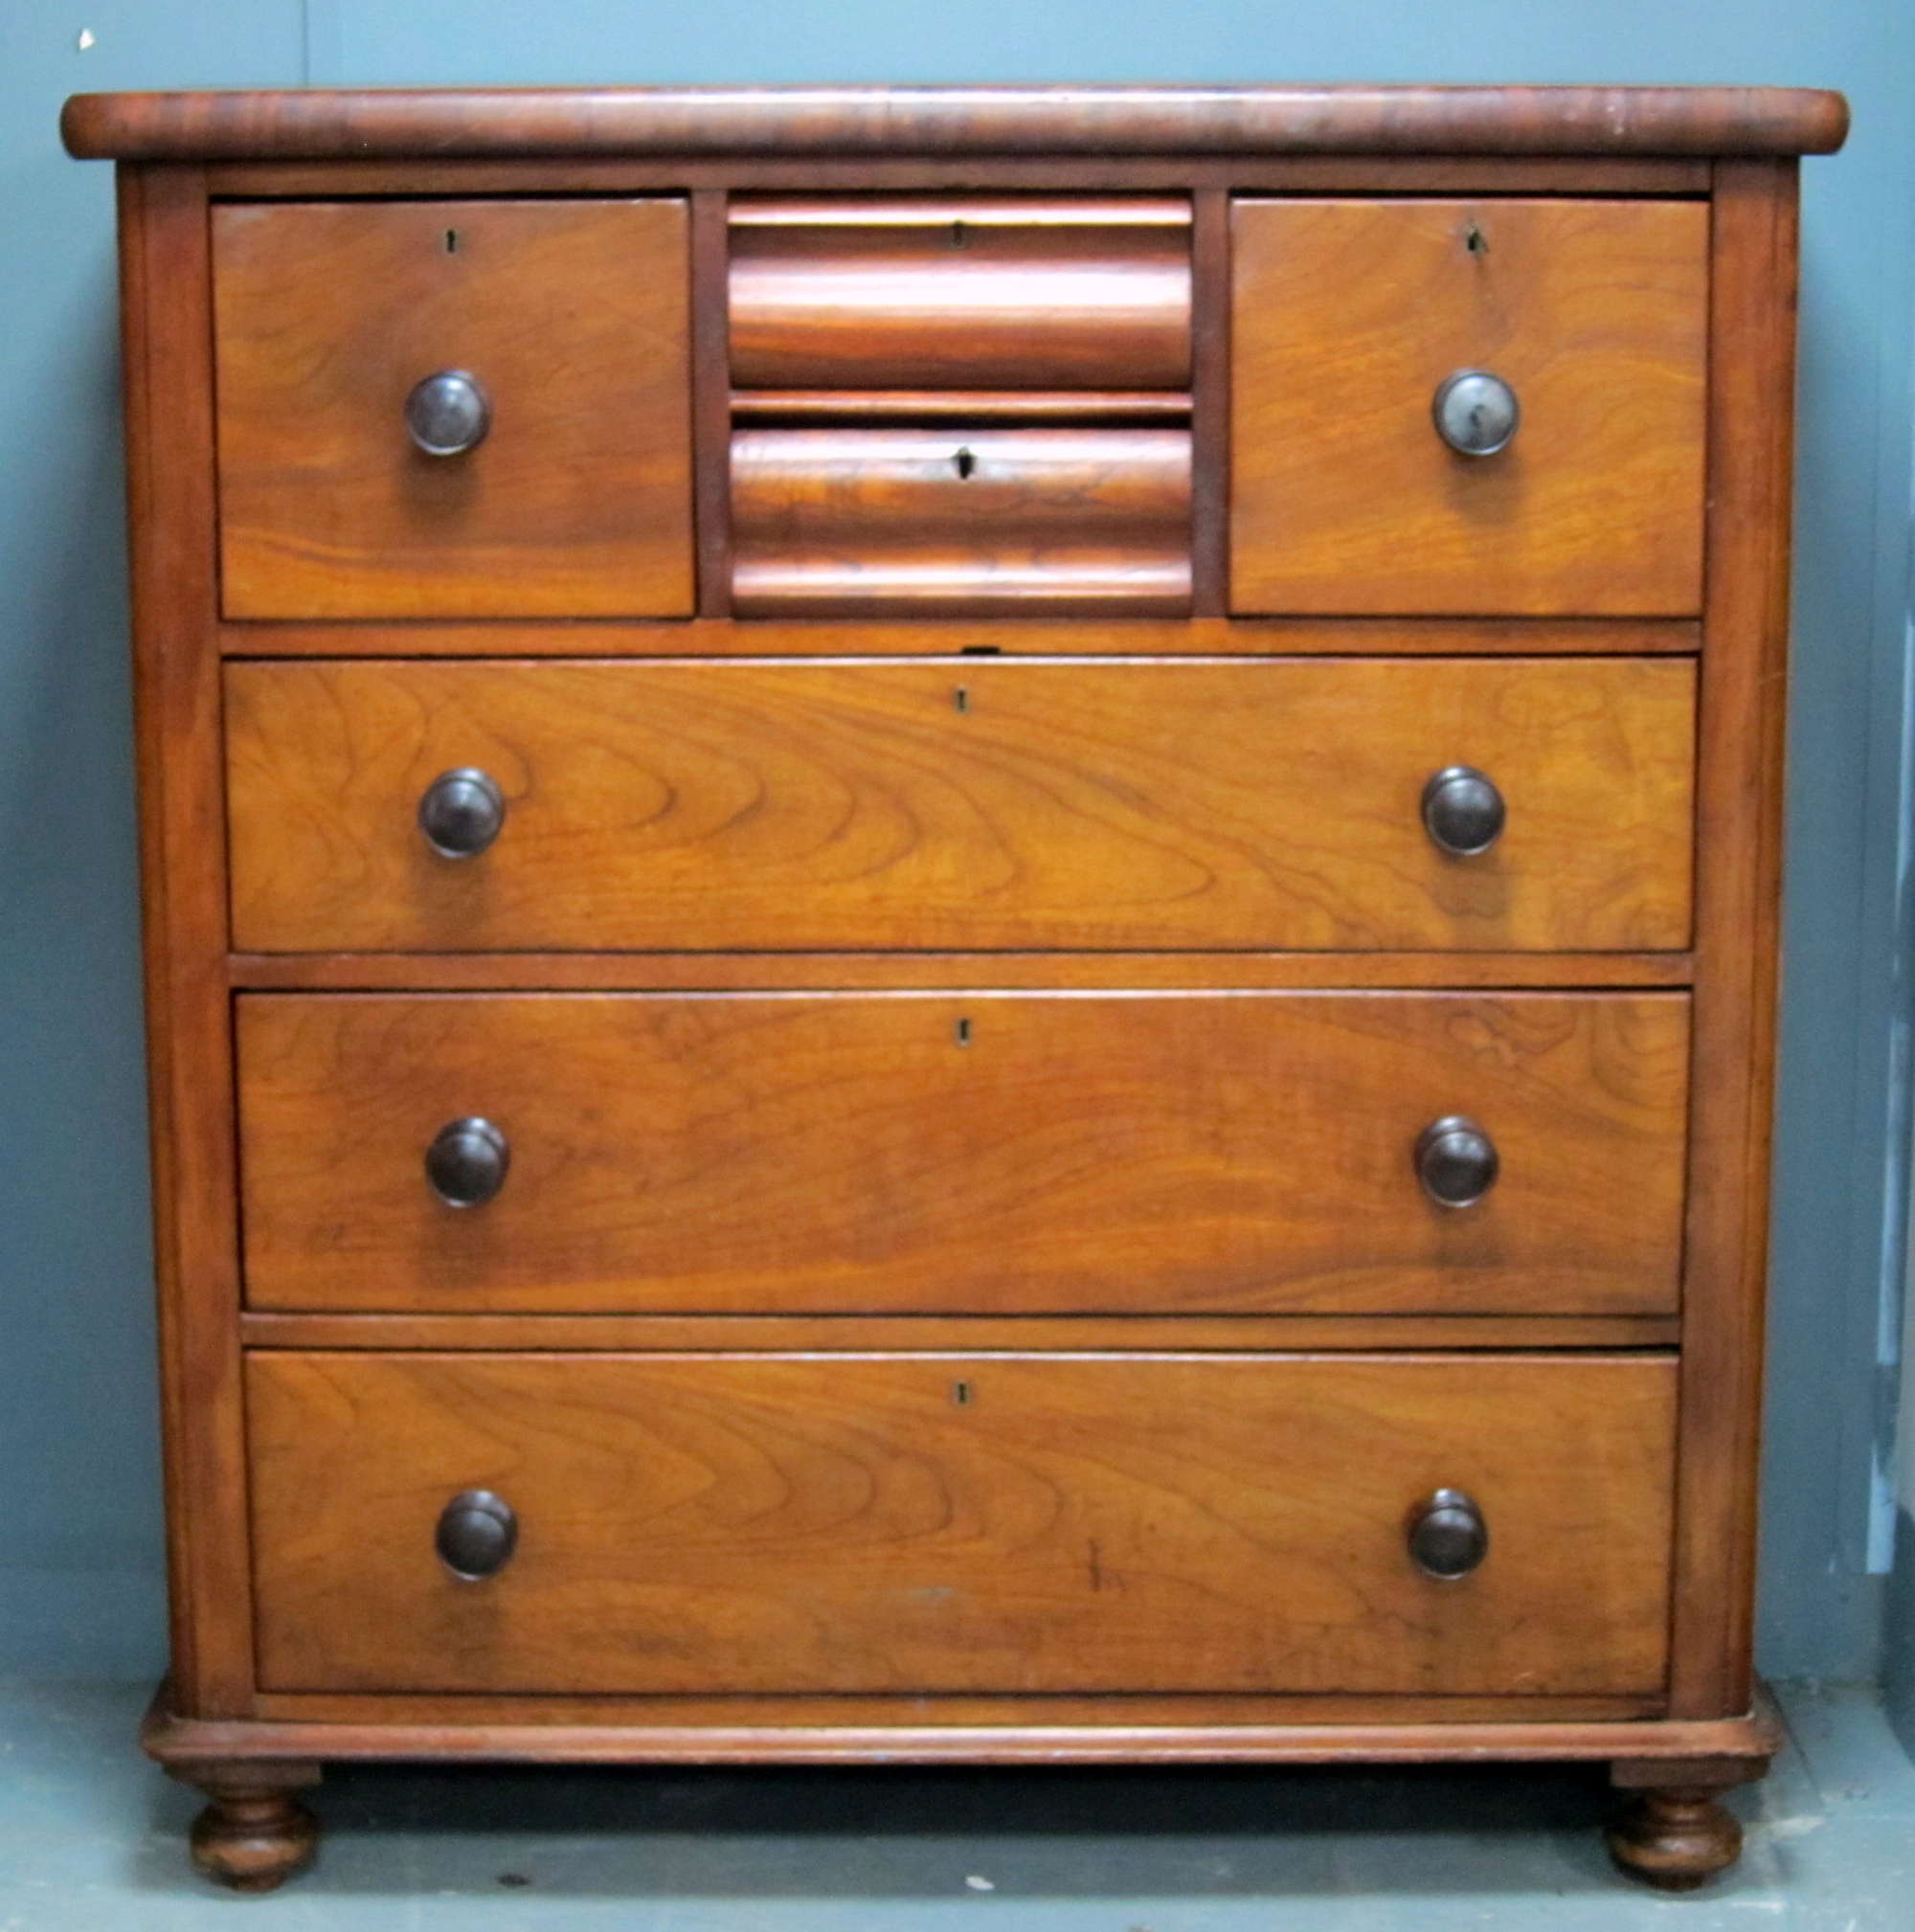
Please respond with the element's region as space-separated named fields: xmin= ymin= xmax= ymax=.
xmin=1667 ymin=161 xmax=1800 ymax=1719
xmin=238 ymin=1312 xmax=1683 ymax=1352
xmin=218 ymin=616 xmax=1700 ymax=658
xmin=236 ymin=991 xmax=1689 ymax=1315
xmin=730 ymin=197 xmax=1190 ymax=391
xmin=223 ymin=658 xmax=1696 ymax=954
xmin=1231 ymin=199 xmax=1708 ymax=617
xmin=61 ymin=86 xmax=1851 ymax=164
xmin=730 ymin=427 xmax=1192 ymax=615
xmin=245 ymin=1352 xmax=1678 ymax=1696
xmin=213 ymin=198 xmax=693 ymax=618
xmin=116 ymin=165 xmax=256 ymax=1719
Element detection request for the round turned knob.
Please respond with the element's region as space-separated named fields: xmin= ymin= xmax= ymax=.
xmin=424 ymin=1116 xmax=509 ymax=1208
xmin=1415 ymin=1114 xmax=1499 ymax=1209
xmin=1408 ymin=1488 xmax=1489 ymax=1580
xmin=1431 ymin=369 xmax=1520 ymax=457
xmin=435 ymin=1490 xmax=517 ymax=1581
xmin=405 ymin=369 xmax=491 ymax=457
xmin=1421 ymin=765 xmax=1505 ymax=857
xmin=417 ymin=767 xmax=506 ymax=860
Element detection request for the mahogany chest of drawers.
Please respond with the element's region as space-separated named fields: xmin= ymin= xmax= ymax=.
xmin=62 ymin=82 xmax=1847 ymax=1893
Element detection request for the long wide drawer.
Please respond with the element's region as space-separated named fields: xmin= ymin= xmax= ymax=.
xmin=247 ymin=1351 xmax=1677 ymax=1696
xmin=224 ymin=658 xmax=1695 ymax=953
xmin=237 ymin=991 xmax=1687 ymax=1316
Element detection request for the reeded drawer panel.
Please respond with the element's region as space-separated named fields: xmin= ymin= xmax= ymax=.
xmin=731 ymin=426 xmax=1192 ymax=615
xmin=213 ymin=199 xmax=694 ymax=619
xmin=1231 ymin=198 xmax=1708 ymax=617
xmin=236 ymin=991 xmax=1688 ymax=1316
xmin=247 ymin=1351 xmax=1677 ymax=1696
xmin=223 ymin=658 xmax=1694 ymax=953
xmin=729 ymin=196 xmax=1192 ymax=391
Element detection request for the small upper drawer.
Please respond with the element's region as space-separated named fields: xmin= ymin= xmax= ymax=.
xmin=729 ymin=197 xmax=1192 ymax=390
xmin=1230 ymin=198 xmax=1708 ymax=617
xmin=731 ymin=425 xmax=1192 ymax=615
xmin=212 ymin=199 xmax=694 ymax=619
xmin=223 ymin=657 xmax=1694 ymax=954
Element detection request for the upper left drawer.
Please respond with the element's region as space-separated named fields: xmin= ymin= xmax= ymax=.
xmin=211 ymin=200 xmax=695 ymax=619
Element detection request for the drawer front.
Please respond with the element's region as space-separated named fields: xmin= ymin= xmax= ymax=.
xmin=729 ymin=196 xmax=1192 ymax=391
xmin=225 ymin=659 xmax=1695 ymax=953
xmin=731 ymin=427 xmax=1192 ymax=615
xmin=213 ymin=199 xmax=694 ymax=618
xmin=248 ymin=1351 xmax=1677 ymax=1696
xmin=237 ymin=991 xmax=1688 ymax=1316
xmin=1230 ymin=199 xmax=1708 ymax=617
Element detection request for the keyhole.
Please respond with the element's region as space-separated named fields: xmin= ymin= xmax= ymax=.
xmin=953 ymin=686 xmax=969 ymax=713
xmin=954 ymin=446 xmax=976 ymax=481
xmin=955 ymin=1016 xmax=972 ymax=1045
xmin=950 ymin=219 xmax=969 ymax=250
xmin=1464 ymin=219 xmax=1488 ymax=257
xmin=444 ymin=228 xmax=460 ymax=254
xmin=952 ymin=1380 xmax=973 ymax=1405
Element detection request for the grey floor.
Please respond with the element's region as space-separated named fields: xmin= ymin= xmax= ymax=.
xmin=1 ymin=1678 xmax=1910 ymax=1929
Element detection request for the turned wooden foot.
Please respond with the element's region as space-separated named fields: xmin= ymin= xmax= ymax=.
xmin=1606 ymin=1786 xmax=1743 ymax=1891
xmin=172 ymin=1764 xmax=321 ymax=1892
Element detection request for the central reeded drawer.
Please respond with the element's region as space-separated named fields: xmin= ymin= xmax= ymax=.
xmin=730 ymin=425 xmax=1193 ymax=614
xmin=235 ymin=990 xmax=1688 ymax=1315
xmin=728 ymin=195 xmax=1193 ymax=391
xmin=246 ymin=1350 xmax=1678 ymax=1696
xmin=223 ymin=657 xmax=1695 ymax=954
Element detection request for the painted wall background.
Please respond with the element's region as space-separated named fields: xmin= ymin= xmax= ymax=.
xmin=3 ymin=2 xmax=1912 ymax=1688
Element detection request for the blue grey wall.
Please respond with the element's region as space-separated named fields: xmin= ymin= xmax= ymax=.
xmin=5 ymin=2 xmax=1913 ymax=1686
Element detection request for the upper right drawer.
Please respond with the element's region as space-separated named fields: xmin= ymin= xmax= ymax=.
xmin=1230 ymin=199 xmax=1708 ymax=617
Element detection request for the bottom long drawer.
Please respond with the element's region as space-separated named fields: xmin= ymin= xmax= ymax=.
xmin=248 ymin=1351 xmax=1675 ymax=1699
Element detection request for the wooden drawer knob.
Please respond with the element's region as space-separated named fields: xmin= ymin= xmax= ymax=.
xmin=1421 ymin=764 xmax=1505 ymax=857
xmin=417 ymin=767 xmax=506 ymax=860
xmin=1407 ymin=1488 xmax=1488 ymax=1579
xmin=424 ymin=1116 xmax=509 ymax=1208
xmin=435 ymin=1489 xmax=517 ymax=1580
xmin=1431 ymin=369 xmax=1519 ymax=457
xmin=404 ymin=369 xmax=491 ymax=457
xmin=1415 ymin=1114 xmax=1498 ymax=1208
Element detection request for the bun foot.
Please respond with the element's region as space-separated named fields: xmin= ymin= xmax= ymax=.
xmin=1606 ymin=1786 xmax=1743 ymax=1891
xmin=175 ymin=1764 xmax=321 ymax=1891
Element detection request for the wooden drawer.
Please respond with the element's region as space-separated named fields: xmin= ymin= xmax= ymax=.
xmin=237 ymin=990 xmax=1688 ymax=1316
xmin=731 ymin=426 xmax=1192 ymax=614
xmin=729 ymin=196 xmax=1192 ymax=390
xmin=212 ymin=199 xmax=694 ymax=618
xmin=247 ymin=1351 xmax=1677 ymax=1696
xmin=224 ymin=658 xmax=1694 ymax=954
xmin=1230 ymin=199 xmax=1708 ymax=616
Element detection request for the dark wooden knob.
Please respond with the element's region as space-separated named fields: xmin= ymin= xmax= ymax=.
xmin=1421 ymin=765 xmax=1505 ymax=856
xmin=424 ymin=1116 xmax=509 ymax=1207
xmin=1408 ymin=1488 xmax=1488 ymax=1579
xmin=1431 ymin=369 xmax=1520 ymax=456
xmin=435 ymin=1490 xmax=517 ymax=1580
xmin=1415 ymin=1114 xmax=1498 ymax=1208
xmin=405 ymin=369 xmax=491 ymax=456
xmin=417 ymin=767 xmax=506 ymax=859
